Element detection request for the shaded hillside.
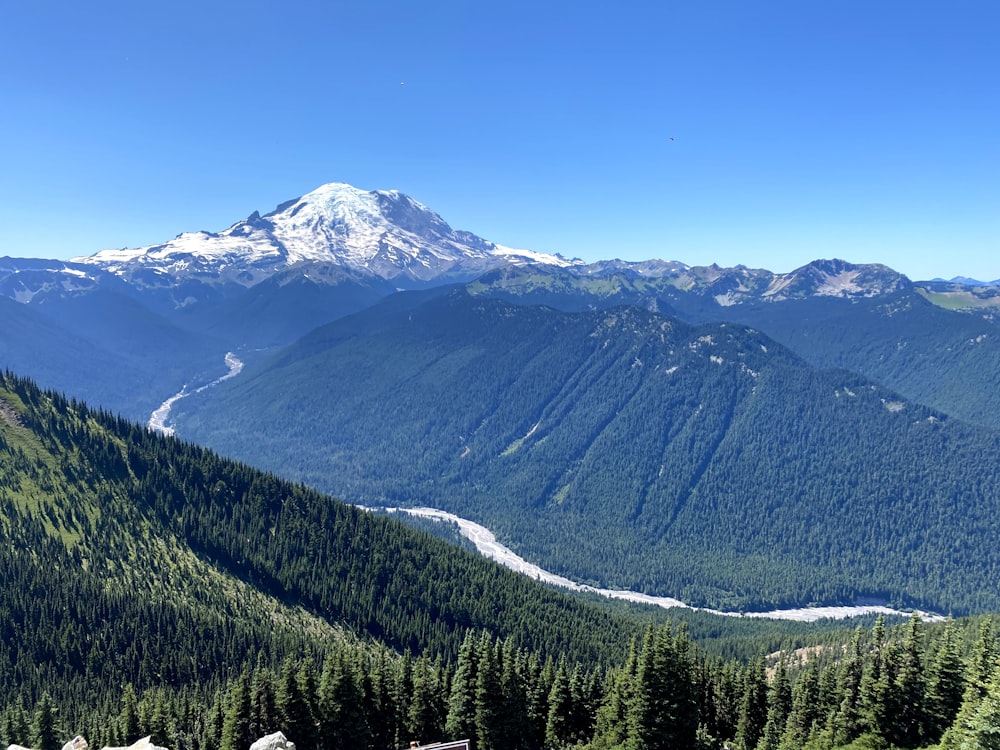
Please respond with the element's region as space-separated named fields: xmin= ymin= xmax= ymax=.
xmin=0 ymin=291 xmax=224 ymax=422
xmin=691 ymin=291 xmax=1000 ymax=433
xmin=173 ymin=290 xmax=1000 ymax=614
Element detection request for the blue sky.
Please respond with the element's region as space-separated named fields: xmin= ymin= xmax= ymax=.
xmin=1 ymin=1 xmax=997 ymax=280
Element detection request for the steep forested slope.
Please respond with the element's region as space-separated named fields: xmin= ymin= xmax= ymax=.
xmin=676 ymin=291 xmax=1000 ymax=433
xmin=173 ymin=290 xmax=1000 ymax=614
xmin=0 ymin=370 xmax=647 ymax=713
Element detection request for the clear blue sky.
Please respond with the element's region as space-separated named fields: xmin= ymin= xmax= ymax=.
xmin=1 ymin=1 xmax=997 ymax=280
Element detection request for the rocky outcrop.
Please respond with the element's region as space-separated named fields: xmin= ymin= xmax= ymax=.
xmin=248 ymin=732 xmax=296 ymax=750
xmin=11 ymin=732 xmax=290 ymax=750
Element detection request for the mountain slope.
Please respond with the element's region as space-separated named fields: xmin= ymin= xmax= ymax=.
xmin=0 ymin=369 xmax=644 ymax=684
xmin=170 ymin=289 xmax=1000 ymax=615
xmin=468 ymin=261 xmax=1000 ymax=432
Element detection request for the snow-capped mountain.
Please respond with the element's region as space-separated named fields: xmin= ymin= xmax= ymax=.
xmin=74 ymin=182 xmax=577 ymax=291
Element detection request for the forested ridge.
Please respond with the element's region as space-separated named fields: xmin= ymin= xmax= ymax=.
xmin=467 ymin=266 xmax=1000 ymax=433
xmin=174 ymin=290 xmax=1000 ymax=614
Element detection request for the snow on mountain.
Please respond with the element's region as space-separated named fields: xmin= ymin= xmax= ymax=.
xmin=74 ymin=182 xmax=577 ymax=289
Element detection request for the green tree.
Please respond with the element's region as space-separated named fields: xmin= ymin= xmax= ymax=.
xmin=408 ymin=655 xmax=446 ymax=745
xmin=544 ymin=660 xmax=573 ymax=749
xmin=736 ymin=656 xmax=768 ymax=750
xmin=250 ymin=660 xmax=278 ymax=740
xmin=627 ymin=624 xmax=698 ymax=750
xmin=31 ymin=694 xmax=59 ymax=750
xmin=474 ymin=635 xmax=504 ymax=750
xmin=757 ymin=659 xmax=790 ymax=750
xmin=317 ymin=649 xmax=370 ymax=750
xmin=445 ymin=632 xmax=479 ymax=747
xmin=277 ymin=658 xmax=315 ymax=750
xmin=889 ymin=612 xmax=927 ymax=748
xmin=119 ymin=684 xmax=141 ymax=745
xmin=926 ymin=620 xmax=968 ymax=742
xmin=220 ymin=670 xmax=253 ymax=750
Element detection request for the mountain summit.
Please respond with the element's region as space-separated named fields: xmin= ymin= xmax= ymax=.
xmin=74 ymin=182 xmax=576 ymax=289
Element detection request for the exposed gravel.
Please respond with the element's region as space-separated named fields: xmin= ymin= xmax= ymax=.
xmin=386 ymin=506 xmax=943 ymax=622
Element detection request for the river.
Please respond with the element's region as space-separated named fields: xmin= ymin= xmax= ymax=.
xmin=148 ymin=352 xmax=244 ymax=435
xmin=383 ymin=506 xmax=942 ymax=623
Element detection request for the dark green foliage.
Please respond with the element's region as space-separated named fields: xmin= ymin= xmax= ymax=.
xmin=695 ymin=290 xmax=1000 ymax=434
xmin=220 ymin=671 xmax=252 ymax=750
xmin=31 ymin=695 xmax=60 ymax=750
xmin=470 ymin=264 xmax=1000 ymax=433
xmin=174 ymin=290 xmax=1000 ymax=615
xmin=7 ymin=371 xmax=1000 ymax=750
xmin=625 ymin=625 xmax=698 ymax=750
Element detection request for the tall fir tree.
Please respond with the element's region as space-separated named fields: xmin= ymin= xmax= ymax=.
xmin=220 ymin=670 xmax=253 ymax=750
xmin=31 ymin=694 xmax=60 ymax=750
xmin=926 ymin=619 xmax=967 ymax=742
xmin=735 ymin=656 xmax=768 ymax=750
xmin=757 ymin=659 xmax=790 ymax=750
xmin=445 ymin=632 xmax=479 ymax=748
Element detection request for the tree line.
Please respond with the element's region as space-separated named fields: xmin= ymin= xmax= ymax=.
xmin=7 ymin=615 xmax=1000 ymax=750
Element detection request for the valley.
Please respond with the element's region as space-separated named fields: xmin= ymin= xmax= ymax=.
xmin=386 ymin=506 xmax=942 ymax=623
xmin=148 ymin=352 xmax=245 ymax=435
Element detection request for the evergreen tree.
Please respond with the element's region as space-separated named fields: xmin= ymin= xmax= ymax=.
xmin=889 ymin=612 xmax=927 ymax=748
xmin=3 ymin=704 xmax=31 ymax=748
xmin=831 ymin=626 xmax=866 ymax=746
xmin=31 ymin=694 xmax=59 ymax=750
xmin=220 ymin=670 xmax=253 ymax=750
xmin=592 ymin=663 xmax=635 ymax=750
xmin=317 ymin=648 xmax=370 ymax=750
xmin=945 ymin=670 xmax=1000 ymax=750
xmin=201 ymin=689 xmax=226 ymax=750
xmin=926 ymin=619 xmax=967 ymax=742
xmin=277 ymin=658 xmax=314 ymax=750
xmin=757 ymin=659 xmax=790 ymax=750
xmin=474 ymin=635 xmax=504 ymax=750
xmin=445 ymin=632 xmax=479 ymax=747
xmin=544 ymin=660 xmax=573 ymax=749
xmin=626 ymin=624 xmax=698 ymax=750
xmin=779 ymin=659 xmax=820 ymax=750
xmin=364 ymin=650 xmax=397 ymax=750
xmin=498 ymin=640 xmax=532 ymax=750
xmin=249 ymin=659 xmax=278 ymax=740
xmin=736 ymin=656 xmax=768 ymax=750
xmin=408 ymin=655 xmax=446 ymax=746
xmin=119 ymin=684 xmax=141 ymax=746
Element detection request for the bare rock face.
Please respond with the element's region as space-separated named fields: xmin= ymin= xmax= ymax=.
xmin=249 ymin=732 xmax=296 ymax=750
xmin=100 ymin=736 xmax=168 ymax=750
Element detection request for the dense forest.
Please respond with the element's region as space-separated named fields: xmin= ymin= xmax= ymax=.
xmin=5 ymin=613 xmax=1000 ymax=750
xmin=9 ymin=370 xmax=1000 ymax=749
xmin=173 ymin=290 xmax=1000 ymax=614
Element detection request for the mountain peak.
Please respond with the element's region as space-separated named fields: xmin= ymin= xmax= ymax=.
xmin=763 ymin=258 xmax=910 ymax=301
xmin=73 ymin=182 xmax=574 ymax=295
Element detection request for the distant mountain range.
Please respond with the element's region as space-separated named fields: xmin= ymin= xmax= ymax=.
xmin=4 ymin=180 xmax=1000 ymax=614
